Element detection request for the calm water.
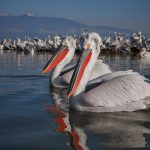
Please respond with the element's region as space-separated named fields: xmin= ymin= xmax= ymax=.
xmin=0 ymin=50 xmax=150 ymax=150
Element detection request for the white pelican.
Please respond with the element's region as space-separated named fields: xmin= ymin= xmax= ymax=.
xmin=0 ymin=44 xmax=4 ymax=50
xmin=42 ymin=36 xmax=77 ymax=88
xmin=67 ymin=32 xmax=150 ymax=112
xmin=111 ymin=34 xmax=121 ymax=52
xmin=42 ymin=36 xmax=112 ymax=88
xmin=54 ymin=35 xmax=61 ymax=49
xmin=135 ymin=47 xmax=147 ymax=58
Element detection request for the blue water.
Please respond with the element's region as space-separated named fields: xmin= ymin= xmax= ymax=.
xmin=0 ymin=50 xmax=150 ymax=150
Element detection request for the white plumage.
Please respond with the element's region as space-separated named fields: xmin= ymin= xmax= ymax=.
xmin=82 ymin=72 xmax=150 ymax=110
xmin=61 ymin=60 xmax=112 ymax=84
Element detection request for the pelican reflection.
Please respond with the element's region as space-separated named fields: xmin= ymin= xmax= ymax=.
xmin=48 ymin=88 xmax=150 ymax=150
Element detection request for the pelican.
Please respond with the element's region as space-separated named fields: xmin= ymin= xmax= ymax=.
xmin=42 ymin=36 xmax=78 ymax=88
xmin=54 ymin=35 xmax=61 ymax=49
xmin=42 ymin=35 xmax=112 ymax=88
xmin=0 ymin=44 xmax=3 ymax=50
xmin=67 ymin=32 xmax=150 ymax=112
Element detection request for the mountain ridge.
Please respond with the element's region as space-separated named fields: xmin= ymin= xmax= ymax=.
xmin=0 ymin=15 xmax=135 ymax=39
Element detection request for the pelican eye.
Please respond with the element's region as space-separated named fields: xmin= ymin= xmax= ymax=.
xmin=86 ymin=44 xmax=91 ymax=49
xmin=63 ymin=41 xmax=67 ymax=46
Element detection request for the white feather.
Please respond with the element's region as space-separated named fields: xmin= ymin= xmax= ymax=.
xmin=70 ymin=71 xmax=150 ymax=112
xmin=61 ymin=60 xmax=112 ymax=84
xmin=83 ymin=73 xmax=150 ymax=107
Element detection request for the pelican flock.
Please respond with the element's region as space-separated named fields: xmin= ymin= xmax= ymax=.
xmin=0 ymin=31 xmax=150 ymax=57
xmin=42 ymin=32 xmax=150 ymax=112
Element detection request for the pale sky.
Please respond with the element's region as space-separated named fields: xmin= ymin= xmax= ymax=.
xmin=0 ymin=0 xmax=150 ymax=33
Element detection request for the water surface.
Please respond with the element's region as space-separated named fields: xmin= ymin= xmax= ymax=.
xmin=0 ymin=50 xmax=150 ymax=150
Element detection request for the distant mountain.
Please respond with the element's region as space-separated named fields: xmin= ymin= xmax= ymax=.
xmin=0 ymin=15 xmax=134 ymax=39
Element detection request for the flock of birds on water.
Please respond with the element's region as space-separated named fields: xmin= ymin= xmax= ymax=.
xmin=0 ymin=30 xmax=150 ymax=57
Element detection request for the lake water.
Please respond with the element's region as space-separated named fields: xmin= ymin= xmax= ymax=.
xmin=0 ymin=50 xmax=150 ymax=150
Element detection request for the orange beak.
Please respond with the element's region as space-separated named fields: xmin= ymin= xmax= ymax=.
xmin=67 ymin=49 xmax=92 ymax=99
xmin=42 ymin=46 xmax=69 ymax=74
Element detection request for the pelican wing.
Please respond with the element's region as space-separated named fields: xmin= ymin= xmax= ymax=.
xmin=82 ymin=72 xmax=150 ymax=107
xmin=89 ymin=60 xmax=112 ymax=80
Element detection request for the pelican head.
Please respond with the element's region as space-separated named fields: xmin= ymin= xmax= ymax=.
xmin=42 ymin=36 xmax=76 ymax=75
xmin=67 ymin=32 xmax=102 ymax=98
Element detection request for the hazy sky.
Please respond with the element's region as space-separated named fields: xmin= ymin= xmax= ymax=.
xmin=0 ymin=0 xmax=150 ymax=32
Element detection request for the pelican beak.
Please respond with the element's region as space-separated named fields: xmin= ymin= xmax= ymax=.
xmin=67 ymin=48 xmax=92 ymax=99
xmin=42 ymin=46 xmax=69 ymax=74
